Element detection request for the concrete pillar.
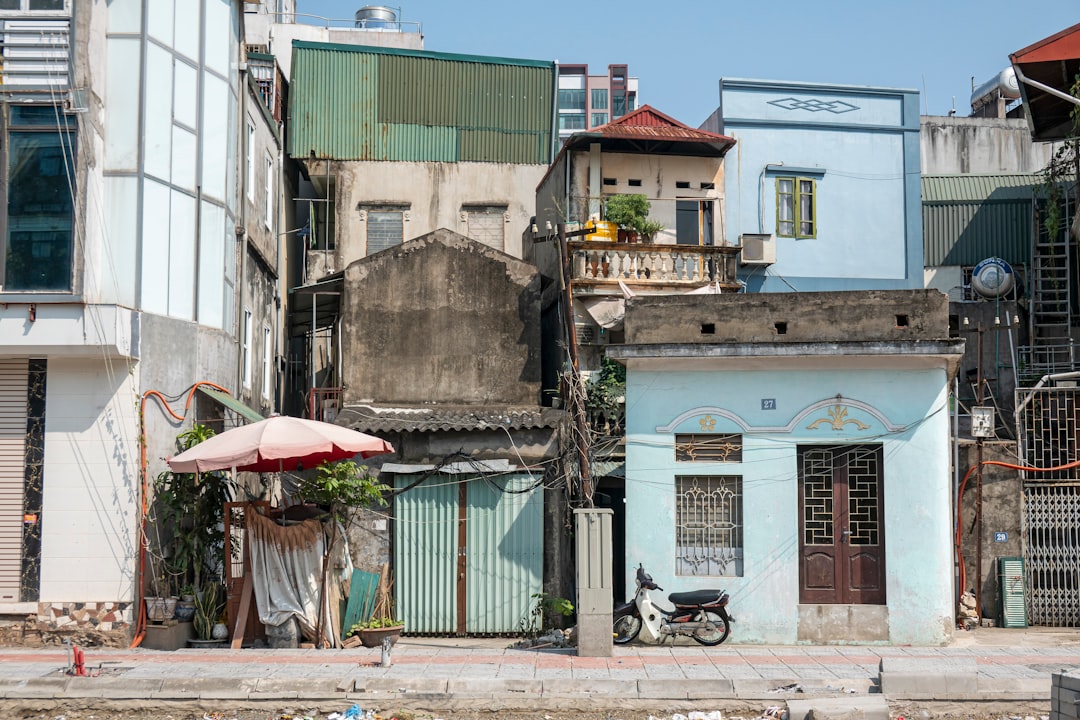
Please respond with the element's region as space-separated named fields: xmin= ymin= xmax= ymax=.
xmin=574 ymin=507 xmax=613 ymax=657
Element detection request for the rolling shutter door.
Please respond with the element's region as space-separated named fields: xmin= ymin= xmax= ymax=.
xmin=0 ymin=358 xmax=28 ymax=602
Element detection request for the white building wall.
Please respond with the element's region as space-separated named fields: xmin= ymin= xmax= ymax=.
xmin=39 ymin=357 xmax=139 ymax=603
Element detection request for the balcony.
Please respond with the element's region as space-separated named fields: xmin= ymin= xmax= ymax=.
xmin=568 ymin=240 xmax=740 ymax=292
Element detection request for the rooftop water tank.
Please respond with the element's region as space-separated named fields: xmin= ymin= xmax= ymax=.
xmin=970 ymin=67 xmax=1020 ymax=109
xmin=355 ymin=5 xmax=398 ymax=29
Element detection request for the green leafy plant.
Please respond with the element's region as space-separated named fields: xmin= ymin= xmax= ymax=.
xmin=347 ymin=615 xmax=403 ymax=636
xmin=603 ymin=193 xmax=650 ymax=229
xmin=585 ymin=358 xmax=626 ymax=435
xmin=296 ymin=459 xmax=390 ymax=521
xmin=150 ymin=424 xmax=235 ymax=597
xmin=637 ymin=218 xmax=664 ymax=242
xmin=1038 ymin=74 xmax=1080 ymax=245
xmin=193 ymin=581 xmax=225 ymax=640
xmin=520 ymin=592 xmax=574 ymax=637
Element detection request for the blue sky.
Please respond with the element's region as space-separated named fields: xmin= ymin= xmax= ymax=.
xmin=297 ymin=1 xmax=1078 ymax=127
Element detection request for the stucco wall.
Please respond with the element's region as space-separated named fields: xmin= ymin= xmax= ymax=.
xmin=624 ymin=289 xmax=950 ymax=344
xmin=921 ymin=116 xmax=1062 ymax=175
xmin=718 ymin=79 xmax=922 ymax=292
xmin=323 ymin=160 xmax=546 ymax=274
xmin=623 ymin=364 xmax=955 ymax=644
xmin=340 ymin=229 xmax=542 ymax=406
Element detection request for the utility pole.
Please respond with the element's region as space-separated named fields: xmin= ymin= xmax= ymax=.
xmin=535 ymin=221 xmax=598 ymax=506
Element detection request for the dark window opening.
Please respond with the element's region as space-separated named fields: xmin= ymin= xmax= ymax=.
xmin=701 ymin=323 xmax=715 ymax=335
xmin=774 ymin=322 xmax=787 ymax=335
xmin=676 ymin=181 xmax=690 ymax=189
xmin=603 ymin=177 xmax=617 ymax=186
xmin=896 ymin=314 xmax=909 ymax=328
xmin=628 ymin=179 xmax=642 ymax=187
xmin=700 ymin=182 xmax=715 ymax=190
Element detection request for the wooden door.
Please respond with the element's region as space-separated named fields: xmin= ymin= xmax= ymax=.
xmin=798 ymin=445 xmax=885 ymax=604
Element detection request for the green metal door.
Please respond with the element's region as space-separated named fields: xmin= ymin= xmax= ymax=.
xmin=466 ymin=473 xmax=543 ymax=633
xmin=394 ymin=472 xmax=543 ymax=634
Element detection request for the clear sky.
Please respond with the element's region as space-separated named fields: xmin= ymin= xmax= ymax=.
xmin=296 ymin=1 xmax=1078 ymax=127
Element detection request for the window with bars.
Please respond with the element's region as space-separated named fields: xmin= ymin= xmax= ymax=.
xmin=463 ymin=205 xmax=506 ymax=251
xmin=675 ymin=434 xmax=742 ymax=462
xmin=675 ymin=475 xmax=743 ymax=577
xmin=364 ymin=206 xmax=408 ymax=255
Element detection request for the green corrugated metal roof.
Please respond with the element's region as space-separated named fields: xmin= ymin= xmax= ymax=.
xmin=922 ymin=174 xmax=1041 ymax=202
xmin=922 ymin=174 xmax=1038 ymax=267
xmin=289 ymin=42 xmax=554 ymax=163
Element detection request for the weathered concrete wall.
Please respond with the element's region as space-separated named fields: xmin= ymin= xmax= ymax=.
xmin=957 ymin=441 xmax=1022 ymax=624
xmin=921 ymin=116 xmax=1062 ymax=175
xmin=315 ymin=160 xmax=545 ymax=278
xmin=340 ymin=229 xmax=542 ymax=406
xmin=952 ymin=300 xmax=1022 ymax=433
xmin=624 ymin=289 xmax=950 ymax=344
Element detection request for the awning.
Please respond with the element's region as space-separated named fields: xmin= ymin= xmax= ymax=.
xmin=197 ymin=386 xmax=264 ymax=423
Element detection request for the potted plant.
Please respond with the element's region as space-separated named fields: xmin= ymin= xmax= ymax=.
xmin=175 ymin=582 xmax=197 ymax=622
xmin=637 ymin=219 xmax=664 ymax=243
xmin=148 ymin=425 xmax=235 ymax=624
xmin=348 ymin=615 xmax=404 ymax=648
xmin=604 ymin=193 xmax=650 ymax=242
xmin=190 ymin=581 xmax=226 ymax=647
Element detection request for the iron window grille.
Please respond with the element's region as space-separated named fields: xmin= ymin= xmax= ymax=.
xmin=675 ymin=475 xmax=743 ymax=577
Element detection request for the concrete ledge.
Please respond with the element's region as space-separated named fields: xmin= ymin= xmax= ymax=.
xmin=879 ymin=657 xmax=978 ymax=697
xmin=732 ymin=678 xmax=803 ymax=695
xmin=446 ymin=678 xmax=541 ymax=695
xmin=540 ymin=679 xmax=637 ymax=696
xmin=255 ymin=678 xmax=344 ymax=694
xmin=355 ymin=678 xmax=449 ymax=694
xmin=787 ymin=695 xmax=889 ymax=720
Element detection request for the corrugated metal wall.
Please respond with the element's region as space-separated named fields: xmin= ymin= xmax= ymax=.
xmin=922 ymin=174 xmax=1037 ymax=267
xmin=466 ymin=473 xmax=543 ymax=634
xmin=394 ymin=474 xmax=457 ymax=634
xmin=289 ymin=43 xmax=554 ymax=164
xmin=393 ymin=472 xmax=543 ymax=634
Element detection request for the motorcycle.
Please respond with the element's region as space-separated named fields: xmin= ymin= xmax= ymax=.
xmin=613 ymin=564 xmax=733 ymax=646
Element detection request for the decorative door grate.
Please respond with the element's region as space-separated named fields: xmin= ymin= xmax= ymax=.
xmin=1023 ymin=484 xmax=1080 ymax=626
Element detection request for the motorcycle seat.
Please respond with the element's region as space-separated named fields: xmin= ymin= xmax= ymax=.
xmin=668 ymin=589 xmax=725 ymax=607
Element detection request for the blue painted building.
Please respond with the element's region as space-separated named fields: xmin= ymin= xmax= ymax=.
xmin=608 ymin=290 xmax=964 ymax=644
xmin=703 ymin=79 xmax=923 ymax=292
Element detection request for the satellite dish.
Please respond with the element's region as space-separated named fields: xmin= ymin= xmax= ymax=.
xmin=971 ymin=257 xmax=1015 ymax=298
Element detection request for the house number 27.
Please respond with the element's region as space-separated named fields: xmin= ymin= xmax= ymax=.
xmin=761 ymin=399 xmax=776 ymax=410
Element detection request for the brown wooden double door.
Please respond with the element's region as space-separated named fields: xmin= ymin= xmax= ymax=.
xmin=798 ymin=445 xmax=886 ymax=605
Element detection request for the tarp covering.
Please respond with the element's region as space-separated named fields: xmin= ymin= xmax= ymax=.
xmin=246 ymin=512 xmax=340 ymax=647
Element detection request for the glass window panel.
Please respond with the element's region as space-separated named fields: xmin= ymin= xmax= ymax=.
xmin=168 ymin=189 xmax=195 ymax=320
xmin=0 ymin=0 xmax=22 ymax=9
xmin=613 ymin=94 xmax=626 ymax=118
xmin=104 ymin=38 xmax=139 ymax=170
xmin=140 ymin=179 xmax=170 ymax=314
xmin=29 ymin=0 xmax=65 ymax=10
xmin=106 ymin=0 xmax=141 ymax=33
xmin=143 ymin=43 xmax=172 ymax=181
xmin=200 ymin=72 xmax=228 ymax=201
xmin=203 ymin=0 xmax=231 ymax=75
xmin=171 ymin=125 xmax=197 ymax=191
xmin=558 ymin=89 xmax=585 ymax=111
xmin=591 ymin=112 xmax=608 ymax=127
xmin=777 ymin=177 xmax=795 ymax=237
xmin=798 ymin=179 xmax=815 ymax=237
xmin=591 ymin=88 xmax=608 ymax=110
xmin=558 ymin=113 xmax=585 ymax=131
xmin=198 ymin=201 xmax=225 ymax=329
xmin=5 ymin=130 xmax=74 ymax=291
xmin=103 ymin=176 xmax=138 ymax=306
xmin=173 ymin=60 xmax=197 ymax=129
xmin=173 ymin=0 xmax=199 ymax=61
xmin=146 ymin=0 xmax=174 ymax=47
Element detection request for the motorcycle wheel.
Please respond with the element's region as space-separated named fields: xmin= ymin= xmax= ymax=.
xmin=691 ymin=611 xmax=730 ymax=646
xmin=613 ymin=614 xmax=642 ymax=644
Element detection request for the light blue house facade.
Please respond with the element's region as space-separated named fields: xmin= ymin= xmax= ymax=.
xmin=608 ymin=291 xmax=964 ymax=644
xmin=704 ymin=79 xmax=923 ymax=292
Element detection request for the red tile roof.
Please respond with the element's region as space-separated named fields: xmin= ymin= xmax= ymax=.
xmin=590 ymin=105 xmax=736 ymax=148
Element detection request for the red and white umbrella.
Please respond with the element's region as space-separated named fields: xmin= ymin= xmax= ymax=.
xmin=167 ymin=415 xmax=393 ymax=473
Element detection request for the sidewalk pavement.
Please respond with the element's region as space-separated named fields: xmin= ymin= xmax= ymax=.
xmin=0 ymin=628 xmax=1078 ymax=716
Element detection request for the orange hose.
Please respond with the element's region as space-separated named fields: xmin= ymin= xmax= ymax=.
xmin=955 ymin=456 xmax=1080 ymax=619
xmin=130 ymin=381 xmax=233 ymax=648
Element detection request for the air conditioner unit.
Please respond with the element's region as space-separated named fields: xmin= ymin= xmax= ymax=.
xmin=739 ymin=234 xmax=775 ymax=266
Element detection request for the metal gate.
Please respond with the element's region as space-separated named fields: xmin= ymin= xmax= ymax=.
xmin=1017 ymin=386 xmax=1080 ymax=626
xmin=394 ymin=471 xmax=543 ymax=634
xmin=1023 ymin=484 xmax=1080 ymax=626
